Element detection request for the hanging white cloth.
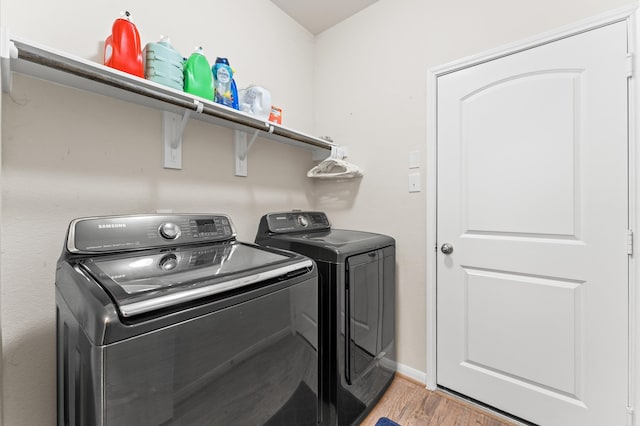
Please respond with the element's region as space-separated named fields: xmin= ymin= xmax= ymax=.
xmin=307 ymin=146 xmax=363 ymax=179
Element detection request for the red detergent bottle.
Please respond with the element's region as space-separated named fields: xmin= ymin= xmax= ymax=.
xmin=104 ymin=11 xmax=144 ymax=78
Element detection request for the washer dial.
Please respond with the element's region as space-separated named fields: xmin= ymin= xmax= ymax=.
xmin=159 ymin=222 xmax=181 ymax=240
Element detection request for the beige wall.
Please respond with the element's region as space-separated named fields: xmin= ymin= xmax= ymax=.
xmin=1 ymin=1 xmax=316 ymax=425
xmin=0 ymin=0 xmax=636 ymax=425
xmin=313 ymin=0 xmax=632 ymax=377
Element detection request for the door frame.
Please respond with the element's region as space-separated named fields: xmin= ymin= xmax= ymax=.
xmin=425 ymin=3 xmax=639 ymax=423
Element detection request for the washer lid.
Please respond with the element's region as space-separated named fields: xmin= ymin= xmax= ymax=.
xmin=78 ymin=242 xmax=312 ymax=318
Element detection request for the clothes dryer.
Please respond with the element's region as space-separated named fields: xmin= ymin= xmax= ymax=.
xmin=255 ymin=211 xmax=396 ymax=425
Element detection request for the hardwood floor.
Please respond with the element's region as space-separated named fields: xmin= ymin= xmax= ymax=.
xmin=360 ymin=374 xmax=517 ymax=426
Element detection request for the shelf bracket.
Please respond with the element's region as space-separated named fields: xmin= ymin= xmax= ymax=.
xmin=1 ymin=28 xmax=18 ymax=93
xmin=234 ymin=129 xmax=260 ymax=177
xmin=162 ymin=100 xmax=204 ymax=169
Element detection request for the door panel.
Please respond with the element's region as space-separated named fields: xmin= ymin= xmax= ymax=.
xmin=463 ymin=72 xmax=579 ymax=236
xmin=464 ymin=268 xmax=581 ymax=396
xmin=437 ymin=21 xmax=628 ymax=426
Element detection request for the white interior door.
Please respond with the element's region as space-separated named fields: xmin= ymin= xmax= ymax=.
xmin=436 ymin=21 xmax=629 ymax=426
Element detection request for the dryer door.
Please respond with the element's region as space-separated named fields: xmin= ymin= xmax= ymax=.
xmin=345 ymin=246 xmax=396 ymax=385
xmin=345 ymin=249 xmax=381 ymax=384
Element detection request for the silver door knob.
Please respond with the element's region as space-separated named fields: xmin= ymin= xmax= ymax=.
xmin=440 ymin=243 xmax=454 ymax=255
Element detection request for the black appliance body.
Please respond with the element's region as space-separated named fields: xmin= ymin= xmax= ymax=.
xmin=255 ymin=211 xmax=396 ymax=426
xmin=56 ymin=214 xmax=318 ymax=426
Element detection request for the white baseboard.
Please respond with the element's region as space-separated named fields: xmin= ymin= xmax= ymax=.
xmin=394 ymin=361 xmax=427 ymax=386
xmin=379 ymin=356 xmax=428 ymax=386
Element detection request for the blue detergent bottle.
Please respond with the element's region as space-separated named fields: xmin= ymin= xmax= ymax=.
xmin=213 ymin=57 xmax=239 ymax=109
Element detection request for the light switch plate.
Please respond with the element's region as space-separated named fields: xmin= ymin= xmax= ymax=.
xmin=409 ymin=150 xmax=420 ymax=169
xmin=409 ymin=173 xmax=421 ymax=192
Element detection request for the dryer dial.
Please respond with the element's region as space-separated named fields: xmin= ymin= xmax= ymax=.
xmin=297 ymin=215 xmax=309 ymax=228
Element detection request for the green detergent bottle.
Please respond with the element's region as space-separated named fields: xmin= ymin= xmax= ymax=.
xmin=183 ymin=47 xmax=214 ymax=100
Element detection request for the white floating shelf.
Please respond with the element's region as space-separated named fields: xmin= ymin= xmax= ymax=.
xmin=0 ymin=32 xmax=336 ymax=174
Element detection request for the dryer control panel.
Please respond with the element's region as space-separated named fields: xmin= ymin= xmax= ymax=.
xmin=263 ymin=211 xmax=331 ymax=234
xmin=67 ymin=214 xmax=236 ymax=253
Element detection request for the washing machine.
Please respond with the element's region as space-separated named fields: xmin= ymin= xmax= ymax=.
xmin=255 ymin=211 xmax=396 ymax=425
xmin=56 ymin=213 xmax=319 ymax=426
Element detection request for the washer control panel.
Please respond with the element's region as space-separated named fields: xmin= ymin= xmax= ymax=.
xmin=265 ymin=211 xmax=331 ymax=234
xmin=68 ymin=214 xmax=236 ymax=253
